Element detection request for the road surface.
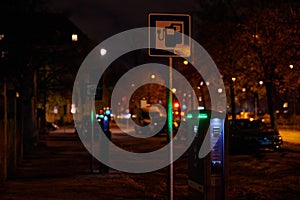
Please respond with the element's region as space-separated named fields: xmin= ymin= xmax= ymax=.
xmin=278 ymin=127 xmax=300 ymax=144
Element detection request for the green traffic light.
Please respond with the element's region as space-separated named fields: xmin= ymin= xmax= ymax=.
xmin=98 ymin=114 xmax=104 ymax=119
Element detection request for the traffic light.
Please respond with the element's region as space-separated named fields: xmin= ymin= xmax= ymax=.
xmin=97 ymin=109 xmax=105 ymax=122
xmin=97 ymin=108 xmax=111 ymax=139
xmin=105 ymin=109 xmax=111 ymax=115
xmin=173 ymin=102 xmax=180 ymax=109
xmin=173 ymin=102 xmax=180 ymax=115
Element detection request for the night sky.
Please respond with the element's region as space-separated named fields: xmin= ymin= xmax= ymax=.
xmin=47 ymin=0 xmax=198 ymax=42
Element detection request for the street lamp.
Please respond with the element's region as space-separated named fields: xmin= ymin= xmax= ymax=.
xmin=100 ymin=48 xmax=107 ymax=56
xmin=288 ymin=64 xmax=299 ymax=124
xmin=100 ymin=48 xmax=109 ymax=105
xmin=198 ymin=81 xmax=206 ymax=108
xmin=253 ymin=80 xmax=264 ymax=118
xmin=230 ymin=77 xmax=236 ymax=121
xmin=147 ymin=73 xmax=156 ymax=103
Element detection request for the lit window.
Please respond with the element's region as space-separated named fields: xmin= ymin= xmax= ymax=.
xmin=72 ymin=34 xmax=78 ymax=42
xmin=252 ymin=34 xmax=259 ymax=39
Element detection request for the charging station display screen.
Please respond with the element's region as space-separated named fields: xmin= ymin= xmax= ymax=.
xmin=210 ymin=118 xmax=224 ymax=176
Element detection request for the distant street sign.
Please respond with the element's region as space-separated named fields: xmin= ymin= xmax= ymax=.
xmin=148 ymin=13 xmax=191 ymax=57
xmin=86 ymin=83 xmax=97 ymax=96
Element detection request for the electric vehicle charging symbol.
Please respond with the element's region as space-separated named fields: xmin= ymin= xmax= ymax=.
xmin=157 ymin=23 xmax=183 ymax=47
xmin=155 ymin=21 xmax=185 ymax=51
xmin=148 ymin=13 xmax=191 ymax=57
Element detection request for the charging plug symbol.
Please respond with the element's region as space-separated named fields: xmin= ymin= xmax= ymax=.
xmin=156 ymin=23 xmax=183 ymax=48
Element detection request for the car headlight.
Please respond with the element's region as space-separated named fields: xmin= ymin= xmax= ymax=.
xmin=277 ymin=136 xmax=282 ymax=140
xmin=275 ymin=135 xmax=282 ymax=141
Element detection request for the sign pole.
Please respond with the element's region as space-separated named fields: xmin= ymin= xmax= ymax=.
xmin=148 ymin=13 xmax=191 ymax=200
xmin=90 ymin=103 xmax=94 ymax=173
xmin=167 ymin=56 xmax=173 ymax=200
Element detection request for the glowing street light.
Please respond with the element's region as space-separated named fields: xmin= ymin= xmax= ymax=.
xmin=72 ymin=34 xmax=78 ymax=42
xmin=230 ymin=77 xmax=236 ymax=121
xmin=100 ymin=48 xmax=107 ymax=56
xmin=217 ymin=88 xmax=223 ymax=94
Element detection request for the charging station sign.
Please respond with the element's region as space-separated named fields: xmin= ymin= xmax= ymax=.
xmin=148 ymin=13 xmax=191 ymax=57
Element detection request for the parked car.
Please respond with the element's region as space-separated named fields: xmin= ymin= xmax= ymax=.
xmin=132 ymin=107 xmax=167 ymax=135
xmin=229 ymin=119 xmax=283 ymax=152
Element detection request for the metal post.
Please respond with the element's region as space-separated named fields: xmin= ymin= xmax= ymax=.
xmin=90 ymin=104 xmax=95 ymax=173
xmin=230 ymin=82 xmax=236 ymax=121
xmin=167 ymin=57 xmax=173 ymax=200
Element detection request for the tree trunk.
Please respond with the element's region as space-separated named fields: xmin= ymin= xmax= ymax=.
xmin=265 ymin=81 xmax=275 ymax=129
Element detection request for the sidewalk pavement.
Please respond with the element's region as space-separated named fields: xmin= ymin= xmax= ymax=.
xmin=0 ymin=129 xmax=154 ymax=200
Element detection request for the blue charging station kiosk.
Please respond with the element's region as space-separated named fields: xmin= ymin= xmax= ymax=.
xmin=187 ymin=109 xmax=228 ymax=200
